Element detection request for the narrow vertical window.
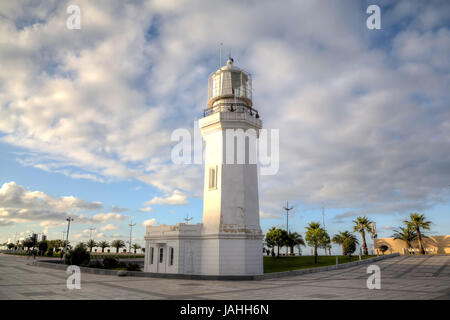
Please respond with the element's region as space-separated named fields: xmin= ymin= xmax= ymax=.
xmin=169 ymin=247 xmax=174 ymax=266
xmin=209 ymin=166 xmax=217 ymax=190
xmin=150 ymin=247 xmax=154 ymax=264
xmin=159 ymin=247 xmax=164 ymax=263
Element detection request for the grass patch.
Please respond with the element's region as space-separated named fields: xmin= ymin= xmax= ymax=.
xmin=263 ymin=255 xmax=376 ymax=273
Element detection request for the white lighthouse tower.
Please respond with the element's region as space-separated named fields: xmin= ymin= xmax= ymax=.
xmin=144 ymin=58 xmax=263 ymax=276
xmin=199 ymin=58 xmax=263 ymax=275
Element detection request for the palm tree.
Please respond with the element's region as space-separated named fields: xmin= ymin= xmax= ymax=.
xmin=286 ymin=232 xmax=305 ymax=255
xmin=265 ymin=227 xmax=288 ymax=257
xmin=111 ymin=240 xmax=125 ymax=253
xmin=305 ymin=222 xmax=326 ymax=264
xmin=98 ymin=241 xmax=109 ymax=253
xmin=392 ymin=226 xmax=417 ymax=251
xmin=319 ymin=231 xmax=331 ymax=256
xmin=86 ymin=239 xmax=97 ymax=253
xmin=332 ymin=231 xmax=358 ymax=255
xmin=404 ymin=213 xmax=431 ymax=255
xmin=353 ymin=216 xmax=373 ymax=255
xmin=132 ymin=243 xmax=141 ymax=254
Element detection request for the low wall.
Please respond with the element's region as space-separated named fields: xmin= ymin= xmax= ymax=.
xmin=30 ymin=253 xmax=400 ymax=281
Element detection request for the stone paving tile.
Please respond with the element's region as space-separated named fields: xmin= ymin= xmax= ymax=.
xmin=1 ymin=253 xmax=449 ymax=300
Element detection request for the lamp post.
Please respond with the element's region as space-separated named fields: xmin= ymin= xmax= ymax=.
xmin=283 ymin=201 xmax=294 ymax=233
xmin=64 ymin=217 xmax=74 ymax=255
xmin=128 ymin=221 xmax=136 ymax=255
xmin=88 ymin=226 xmax=96 ymax=240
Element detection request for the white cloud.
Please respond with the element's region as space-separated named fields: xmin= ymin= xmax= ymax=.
xmin=92 ymin=212 xmax=126 ymax=222
xmin=145 ymin=190 xmax=188 ymax=206
xmin=260 ymin=211 xmax=281 ymax=220
xmin=0 ymin=181 xmax=103 ymax=225
xmin=138 ymin=206 xmax=153 ymax=212
xmin=100 ymin=223 xmax=118 ymax=231
xmin=142 ymin=218 xmax=158 ymax=227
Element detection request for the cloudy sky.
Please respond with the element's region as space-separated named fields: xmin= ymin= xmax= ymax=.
xmin=0 ymin=0 xmax=449 ymax=252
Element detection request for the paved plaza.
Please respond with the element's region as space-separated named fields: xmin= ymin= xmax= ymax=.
xmin=0 ymin=253 xmax=448 ymax=300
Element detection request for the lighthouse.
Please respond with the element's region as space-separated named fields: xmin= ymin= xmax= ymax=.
xmin=144 ymin=59 xmax=263 ymax=276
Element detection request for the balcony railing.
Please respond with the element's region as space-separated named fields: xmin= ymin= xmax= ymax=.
xmin=203 ymin=103 xmax=260 ymax=119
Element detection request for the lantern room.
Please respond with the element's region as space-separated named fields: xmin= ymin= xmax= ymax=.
xmin=207 ymin=58 xmax=252 ymax=108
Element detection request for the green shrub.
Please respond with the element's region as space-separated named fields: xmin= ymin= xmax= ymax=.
xmin=65 ymin=243 xmax=90 ymax=266
xmin=86 ymin=260 xmax=103 ymax=268
xmin=46 ymin=248 xmax=54 ymax=257
xmin=126 ymin=263 xmax=141 ymax=271
xmin=102 ymin=257 xmax=119 ymax=269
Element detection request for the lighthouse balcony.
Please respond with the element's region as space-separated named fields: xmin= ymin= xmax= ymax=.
xmin=200 ymin=106 xmax=262 ymax=130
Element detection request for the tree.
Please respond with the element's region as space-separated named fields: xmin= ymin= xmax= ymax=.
xmin=86 ymin=239 xmax=97 ymax=253
xmin=343 ymin=237 xmax=357 ymax=256
xmin=132 ymin=243 xmax=141 ymax=254
xmin=22 ymin=238 xmax=34 ymax=251
xmin=318 ymin=231 xmax=331 ymax=256
xmin=353 ymin=216 xmax=373 ymax=256
xmin=392 ymin=226 xmax=417 ymax=250
xmin=64 ymin=243 xmax=90 ymax=266
xmin=265 ymin=227 xmax=277 ymax=257
xmin=305 ymin=222 xmax=326 ymax=264
xmin=265 ymin=227 xmax=288 ymax=257
xmin=98 ymin=241 xmax=109 ymax=253
xmin=332 ymin=231 xmax=359 ymax=256
xmin=285 ymin=232 xmax=305 ymax=256
xmin=38 ymin=240 xmax=48 ymax=256
xmin=379 ymin=245 xmax=389 ymax=255
xmin=7 ymin=243 xmax=15 ymax=250
xmin=111 ymin=240 xmax=125 ymax=253
xmin=404 ymin=213 xmax=431 ymax=255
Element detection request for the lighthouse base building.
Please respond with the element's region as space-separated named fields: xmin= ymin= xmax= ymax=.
xmin=144 ymin=59 xmax=264 ymax=276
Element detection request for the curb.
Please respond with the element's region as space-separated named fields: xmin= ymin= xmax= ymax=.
xmin=29 ymin=253 xmax=400 ymax=281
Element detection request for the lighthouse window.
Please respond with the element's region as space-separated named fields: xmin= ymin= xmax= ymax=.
xmin=150 ymin=247 xmax=154 ymax=264
xmin=159 ymin=247 xmax=164 ymax=263
xmin=208 ymin=167 xmax=217 ymax=190
xmin=169 ymin=247 xmax=174 ymax=265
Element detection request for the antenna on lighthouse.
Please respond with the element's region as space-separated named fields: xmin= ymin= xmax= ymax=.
xmin=219 ymin=42 xmax=223 ymax=68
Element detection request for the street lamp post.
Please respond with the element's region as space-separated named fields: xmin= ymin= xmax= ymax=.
xmin=128 ymin=221 xmax=136 ymax=255
xmin=64 ymin=217 xmax=74 ymax=255
xmin=88 ymin=226 xmax=96 ymax=240
xmin=283 ymin=201 xmax=294 ymax=233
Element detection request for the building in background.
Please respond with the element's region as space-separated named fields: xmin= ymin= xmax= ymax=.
xmin=375 ymin=235 xmax=450 ymax=255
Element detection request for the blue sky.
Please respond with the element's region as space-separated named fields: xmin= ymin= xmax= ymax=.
xmin=0 ymin=1 xmax=449 ymax=253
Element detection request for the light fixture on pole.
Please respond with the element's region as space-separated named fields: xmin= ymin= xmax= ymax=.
xmin=184 ymin=214 xmax=193 ymax=224
xmin=88 ymin=226 xmax=96 ymax=240
xmin=64 ymin=217 xmax=74 ymax=254
xmin=322 ymin=207 xmax=325 ymax=228
xmin=128 ymin=221 xmax=136 ymax=254
xmin=283 ymin=201 xmax=294 ymax=233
